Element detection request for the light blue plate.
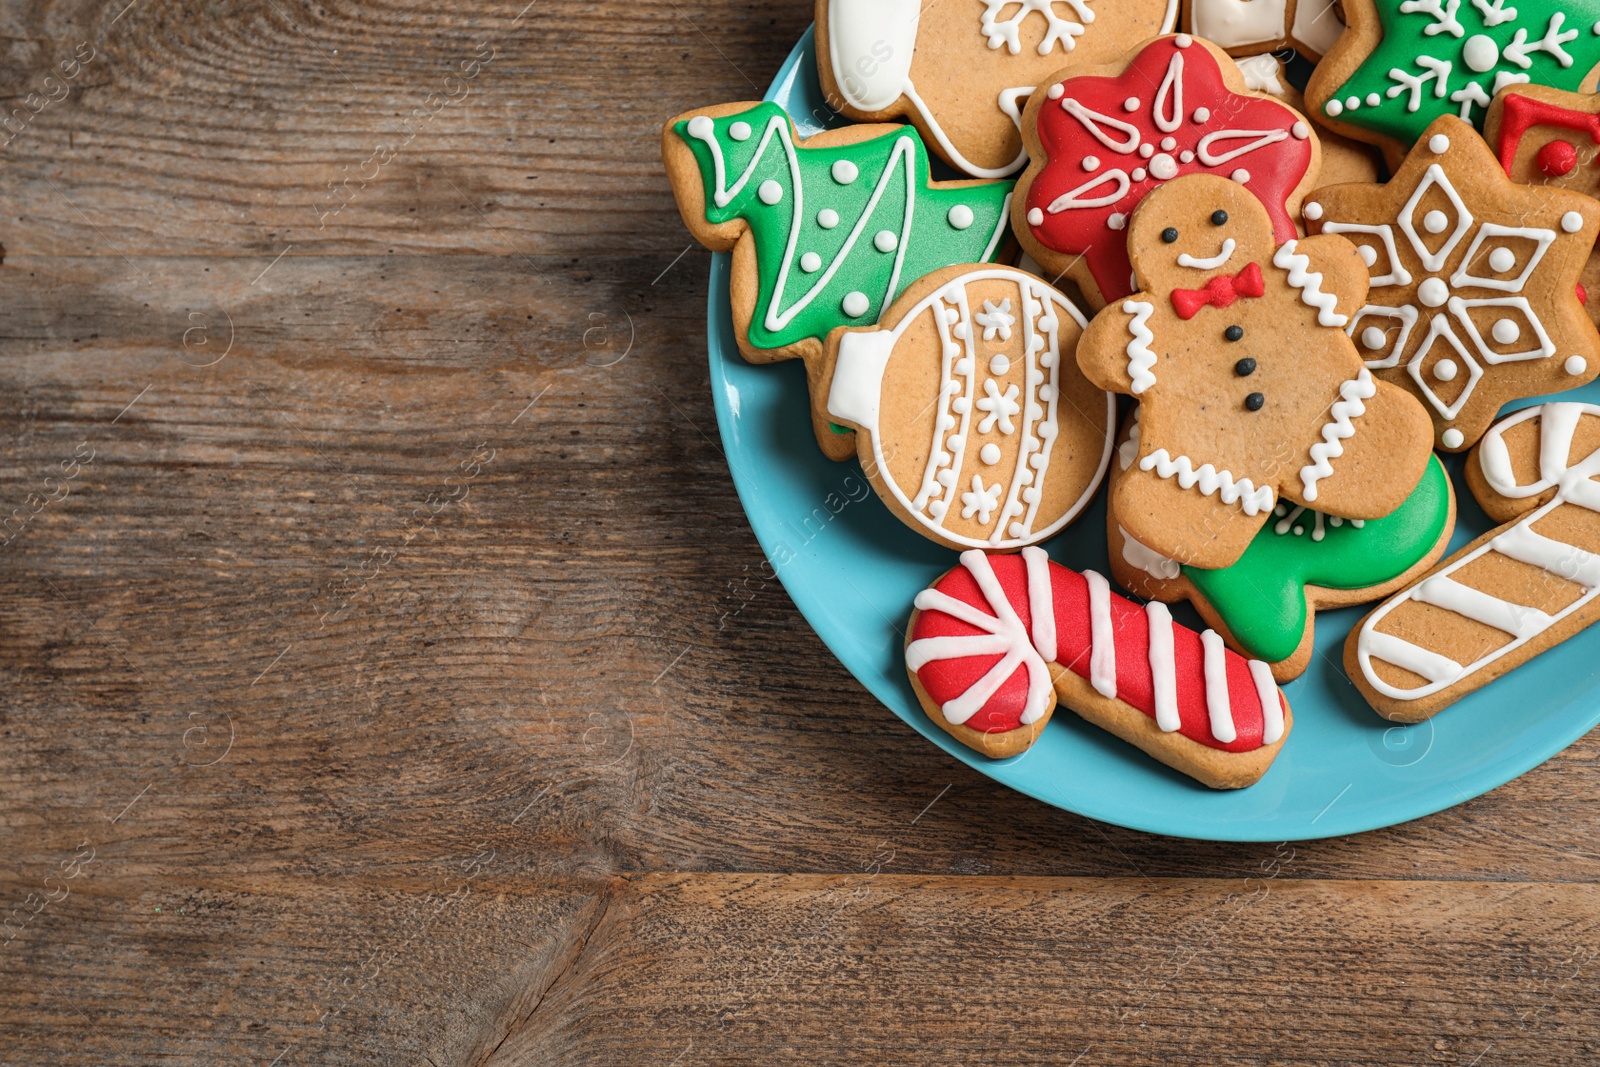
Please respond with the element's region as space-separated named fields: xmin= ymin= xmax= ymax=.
xmin=705 ymin=27 xmax=1600 ymax=840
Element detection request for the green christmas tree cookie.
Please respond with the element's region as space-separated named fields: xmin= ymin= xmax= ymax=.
xmin=1307 ymin=0 xmax=1600 ymax=167
xmin=662 ymin=100 xmax=1014 ymax=460
xmin=1112 ymin=432 xmax=1456 ymax=680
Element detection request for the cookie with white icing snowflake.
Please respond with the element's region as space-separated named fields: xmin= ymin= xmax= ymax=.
xmin=1076 ymin=172 xmax=1435 ymax=569
xmin=1304 ymin=115 xmax=1600 ymax=452
xmin=1108 ymin=411 xmax=1456 ymax=681
xmin=817 ymin=0 xmax=1179 ymax=180
xmin=823 ymin=263 xmax=1115 ymax=550
xmin=663 ymin=101 xmax=1015 ymax=461
xmin=1184 ymin=0 xmax=1346 ymax=59
xmin=907 ymin=549 xmax=1292 ymax=788
xmin=1349 ymin=402 xmax=1600 ymax=721
xmin=1306 ymin=0 xmax=1600 ymax=169
xmin=1013 ymin=33 xmax=1322 ymax=309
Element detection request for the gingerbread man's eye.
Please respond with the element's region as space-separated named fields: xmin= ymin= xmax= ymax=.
xmin=1161 ymin=227 xmax=1179 ymax=243
xmin=1211 ymin=210 xmax=1228 ymax=226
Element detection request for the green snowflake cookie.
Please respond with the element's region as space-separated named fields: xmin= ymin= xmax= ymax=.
xmin=1317 ymin=0 xmax=1600 ymax=148
xmin=673 ymin=102 xmax=1014 ymax=353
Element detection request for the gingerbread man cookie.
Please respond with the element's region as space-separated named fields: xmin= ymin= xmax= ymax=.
xmin=663 ymin=101 xmax=1015 ymax=460
xmin=1306 ymin=0 xmax=1600 ymax=169
xmin=1014 ymin=34 xmax=1322 ymax=310
xmin=817 ymin=0 xmax=1179 ymax=180
xmin=1184 ymin=0 xmax=1346 ymax=60
xmin=1305 ymin=115 xmax=1600 ymax=452
xmin=1109 ymin=411 xmax=1456 ymax=681
xmin=824 ymin=264 xmax=1114 ymax=551
xmin=1077 ymin=173 xmax=1435 ymax=569
xmin=907 ymin=549 xmax=1292 ymax=788
xmin=1349 ymin=402 xmax=1600 ymax=721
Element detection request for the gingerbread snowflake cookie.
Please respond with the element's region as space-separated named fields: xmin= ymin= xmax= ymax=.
xmin=1306 ymin=0 xmax=1600 ymax=168
xmin=1349 ymin=402 xmax=1600 ymax=721
xmin=817 ymin=0 xmax=1178 ymax=180
xmin=1077 ymin=173 xmax=1435 ymax=569
xmin=1109 ymin=411 xmax=1455 ymax=681
xmin=1185 ymin=0 xmax=1346 ymax=59
xmin=663 ymin=101 xmax=1014 ymax=461
xmin=1014 ymin=34 xmax=1321 ymax=309
xmin=1305 ymin=115 xmax=1600 ymax=452
xmin=907 ymin=549 xmax=1292 ymax=787
xmin=824 ymin=264 xmax=1114 ymax=550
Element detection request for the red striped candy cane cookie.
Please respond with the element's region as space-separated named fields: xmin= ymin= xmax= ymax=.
xmin=906 ymin=548 xmax=1291 ymax=788
xmin=1348 ymin=402 xmax=1600 ymax=722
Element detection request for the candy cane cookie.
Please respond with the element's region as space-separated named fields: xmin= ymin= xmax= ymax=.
xmin=907 ymin=549 xmax=1291 ymax=788
xmin=1348 ymin=402 xmax=1600 ymax=722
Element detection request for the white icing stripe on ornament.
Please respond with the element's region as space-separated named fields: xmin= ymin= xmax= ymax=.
xmin=1119 ymin=525 xmax=1181 ymax=579
xmin=832 ymin=268 xmax=1108 ymax=550
xmin=1146 ymin=601 xmax=1181 ymax=732
xmin=1410 ymin=574 xmax=1554 ymax=638
xmin=1085 ymin=569 xmax=1118 ymax=698
xmin=686 ymin=113 xmax=921 ymax=335
xmin=1177 ymin=238 xmax=1235 ymax=269
xmin=1358 ymin=403 xmax=1600 ymax=701
xmin=1200 ymin=629 xmax=1237 ymax=744
xmin=1139 ymin=449 xmax=1275 ymax=515
xmin=1248 ymin=659 xmax=1284 ymax=744
xmin=1196 ymin=128 xmax=1289 ymax=166
xmin=1299 ymin=368 xmax=1375 ymax=502
xmin=1273 ymin=239 xmax=1348 ymax=327
xmin=1122 ymin=300 xmax=1158 ymax=394
xmin=1023 ymin=545 xmax=1057 ymax=662
xmin=906 ymin=551 xmax=1054 ymax=725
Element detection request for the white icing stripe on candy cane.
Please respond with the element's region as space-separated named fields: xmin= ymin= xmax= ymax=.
xmin=1139 ymin=449 xmax=1275 ymax=515
xmin=1299 ymin=369 xmax=1375 ymax=502
xmin=1122 ymin=300 xmax=1158 ymax=394
xmin=1359 ymin=403 xmax=1600 ymax=700
xmin=1248 ymin=660 xmax=1283 ymax=745
xmin=1200 ymin=629 xmax=1237 ymax=744
xmin=1085 ymin=569 xmax=1118 ymax=698
xmin=1023 ymin=546 xmax=1057 ymax=662
xmin=906 ymin=551 xmax=1054 ymax=725
xmin=1410 ymin=574 xmax=1554 ymax=639
xmin=1272 ymin=239 xmax=1348 ymax=327
xmin=1146 ymin=601 xmax=1181 ymax=732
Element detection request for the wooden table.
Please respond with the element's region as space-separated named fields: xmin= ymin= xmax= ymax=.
xmin=2 ymin=2 xmax=1598 ymax=1063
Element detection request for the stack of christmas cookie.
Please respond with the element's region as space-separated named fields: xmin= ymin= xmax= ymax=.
xmin=663 ymin=0 xmax=1600 ymax=790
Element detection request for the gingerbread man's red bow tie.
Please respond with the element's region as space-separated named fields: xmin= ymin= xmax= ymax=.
xmin=1170 ymin=262 xmax=1264 ymax=320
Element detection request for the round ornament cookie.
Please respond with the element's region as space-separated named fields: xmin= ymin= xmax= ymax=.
xmin=824 ymin=263 xmax=1114 ymax=551
xmin=817 ymin=0 xmax=1180 ymax=180
xmin=1013 ymin=33 xmax=1322 ymax=309
xmin=1108 ymin=411 xmax=1456 ymax=681
xmin=1306 ymin=0 xmax=1600 ymax=170
xmin=1305 ymin=115 xmax=1600 ymax=452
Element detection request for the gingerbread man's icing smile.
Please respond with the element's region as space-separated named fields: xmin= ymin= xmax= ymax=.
xmin=1078 ymin=174 xmax=1436 ymax=568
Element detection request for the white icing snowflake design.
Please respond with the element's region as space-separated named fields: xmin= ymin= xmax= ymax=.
xmin=961 ymin=475 xmax=1004 ymax=523
xmin=975 ymin=298 xmax=1016 ymax=341
xmin=981 ymin=0 xmax=1096 ymax=56
xmin=976 ymin=378 xmax=1022 ymax=434
xmin=1320 ymin=161 xmax=1566 ymax=424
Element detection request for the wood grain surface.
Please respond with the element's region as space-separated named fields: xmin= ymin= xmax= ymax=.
xmin=2 ymin=2 xmax=1599 ymax=1064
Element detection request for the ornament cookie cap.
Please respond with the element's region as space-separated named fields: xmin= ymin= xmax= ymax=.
xmin=1305 ymin=114 xmax=1600 ymax=452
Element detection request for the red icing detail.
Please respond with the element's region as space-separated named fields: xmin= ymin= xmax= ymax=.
xmin=1170 ymin=262 xmax=1265 ymax=319
xmin=1537 ymin=139 xmax=1579 ymax=177
xmin=1025 ymin=37 xmax=1313 ymax=304
xmin=1580 ymin=283 xmax=1589 ymax=306
xmin=1494 ymin=93 xmax=1600 ymax=176
xmin=908 ymin=553 xmax=1280 ymax=752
